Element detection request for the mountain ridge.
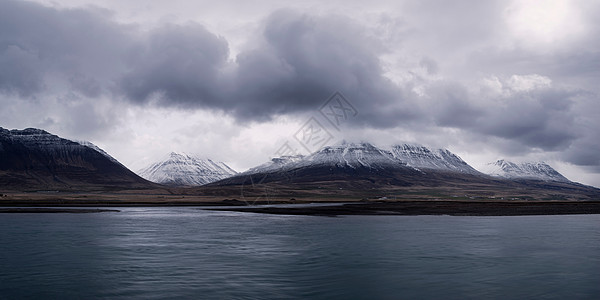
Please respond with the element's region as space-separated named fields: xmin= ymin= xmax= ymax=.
xmin=481 ymin=159 xmax=570 ymax=182
xmin=137 ymin=152 xmax=237 ymax=186
xmin=390 ymin=143 xmax=480 ymax=174
xmin=234 ymin=141 xmax=480 ymax=178
xmin=0 ymin=127 xmax=154 ymax=190
xmin=2 ymin=127 xmax=597 ymax=202
xmin=215 ymin=141 xmax=477 ymax=187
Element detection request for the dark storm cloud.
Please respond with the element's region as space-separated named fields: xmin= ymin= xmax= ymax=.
xmin=228 ymin=10 xmax=415 ymax=125
xmin=0 ymin=1 xmax=413 ymax=126
xmin=565 ymin=143 xmax=600 ymax=168
xmin=477 ymin=88 xmax=580 ymax=151
xmin=560 ymin=94 xmax=600 ymax=169
xmin=122 ymin=9 xmax=415 ymax=126
xmin=0 ymin=0 xmax=130 ymax=97
xmin=119 ymin=23 xmax=230 ymax=108
xmin=416 ymin=76 xmax=588 ymax=155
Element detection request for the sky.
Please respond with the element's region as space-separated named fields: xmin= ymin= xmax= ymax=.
xmin=1 ymin=0 xmax=599 ymax=187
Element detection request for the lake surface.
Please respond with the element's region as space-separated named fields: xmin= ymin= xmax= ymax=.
xmin=1 ymin=207 xmax=599 ymax=299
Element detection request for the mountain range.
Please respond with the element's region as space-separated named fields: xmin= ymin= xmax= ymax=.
xmin=1 ymin=127 xmax=598 ymax=201
xmin=211 ymin=141 xmax=600 ymax=201
xmin=216 ymin=141 xmax=486 ymax=186
xmin=225 ymin=141 xmax=565 ymax=183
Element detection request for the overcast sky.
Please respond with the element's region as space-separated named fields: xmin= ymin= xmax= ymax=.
xmin=1 ymin=0 xmax=599 ymax=187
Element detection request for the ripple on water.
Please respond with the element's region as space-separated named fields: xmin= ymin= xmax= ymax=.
xmin=0 ymin=209 xmax=599 ymax=299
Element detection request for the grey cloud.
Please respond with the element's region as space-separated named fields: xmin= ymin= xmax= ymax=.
xmin=424 ymin=81 xmax=483 ymax=128
xmin=419 ymin=58 xmax=438 ymax=75
xmin=400 ymin=0 xmax=504 ymax=57
xmin=463 ymin=1 xmax=600 ymax=93
xmin=408 ymin=0 xmax=600 ymax=97
xmin=418 ymin=77 xmax=584 ymax=153
xmin=564 ymin=143 xmax=600 ymax=167
xmin=1 ymin=2 xmax=413 ymax=127
xmin=119 ymin=23 xmax=229 ymax=108
xmin=0 ymin=45 xmax=43 ymax=96
xmin=229 ymin=10 xmax=412 ymax=125
xmin=0 ymin=0 xmax=130 ymax=97
xmin=478 ymin=89 xmax=579 ymax=150
xmin=469 ymin=48 xmax=600 ymax=93
xmin=69 ymin=73 xmax=103 ymax=98
xmin=560 ymin=95 xmax=600 ymax=169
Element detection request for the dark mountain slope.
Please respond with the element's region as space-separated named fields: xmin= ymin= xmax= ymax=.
xmin=0 ymin=127 xmax=155 ymax=191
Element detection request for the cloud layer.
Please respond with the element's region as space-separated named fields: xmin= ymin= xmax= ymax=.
xmin=1 ymin=0 xmax=599 ymax=179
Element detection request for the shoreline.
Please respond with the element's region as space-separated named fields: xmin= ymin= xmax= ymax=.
xmin=206 ymin=200 xmax=600 ymax=216
xmin=0 ymin=199 xmax=297 ymax=207
xmin=0 ymin=208 xmax=120 ymax=213
xmin=2 ymin=197 xmax=600 ymax=216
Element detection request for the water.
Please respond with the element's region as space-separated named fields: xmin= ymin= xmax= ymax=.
xmin=1 ymin=208 xmax=599 ymax=299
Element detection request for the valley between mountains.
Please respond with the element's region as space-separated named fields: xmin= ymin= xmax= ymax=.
xmin=1 ymin=127 xmax=600 ymax=215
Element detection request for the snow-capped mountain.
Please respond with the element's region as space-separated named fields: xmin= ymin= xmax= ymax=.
xmin=481 ymin=159 xmax=570 ymax=182
xmin=239 ymin=141 xmax=408 ymax=176
xmin=137 ymin=152 xmax=237 ymax=186
xmin=390 ymin=144 xmax=480 ymax=174
xmin=240 ymin=142 xmax=479 ymax=176
xmin=215 ymin=141 xmax=420 ymax=186
xmin=246 ymin=155 xmax=305 ymax=174
xmin=297 ymin=142 xmax=406 ymax=170
xmin=0 ymin=127 xmax=151 ymax=188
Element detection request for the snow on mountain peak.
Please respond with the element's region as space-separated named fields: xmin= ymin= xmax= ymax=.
xmin=137 ymin=152 xmax=237 ymax=186
xmin=298 ymin=141 xmax=404 ymax=170
xmin=245 ymin=154 xmax=305 ymax=174
xmin=1 ymin=127 xmax=70 ymax=147
xmin=390 ymin=143 xmax=480 ymax=174
xmin=76 ymin=140 xmax=124 ymax=166
xmin=481 ymin=159 xmax=570 ymax=182
xmin=8 ymin=128 xmax=51 ymax=136
xmin=241 ymin=141 xmax=407 ymax=175
xmin=239 ymin=141 xmax=487 ymax=176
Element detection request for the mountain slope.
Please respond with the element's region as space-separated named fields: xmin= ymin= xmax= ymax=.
xmin=245 ymin=155 xmax=305 ymax=174
xmin=237 ymin=142 xmax=480 ymax=178
xmin=76 ymin=140 xmax=125 ymax=167
xmin=481 ymin=160 xmax=570 ymax=182
xmin=239 ymin=142 xmax=409 ymax=176
xmin=207 ymin=141 xmax=600 ymax=201
xmin=0 ymin=127 xmax=153 ymax=190
xmin=296 ymin=142 xmax=406 ymax=170
xmin=216 ymin=142 xmax=426 ymax=186
xmin=137 ymin=152 xmax=237 ymax=186
xmin=390 ymin=144 xmax=480 ymax=174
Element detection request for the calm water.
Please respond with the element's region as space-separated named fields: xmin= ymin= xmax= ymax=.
xmin=1 ymin=207 xmax=599 ymax=299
